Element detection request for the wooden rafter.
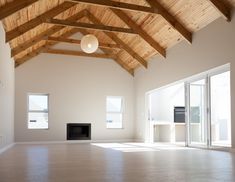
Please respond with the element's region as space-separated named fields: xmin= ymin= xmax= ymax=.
xmin=6 ymin=1 xmax=77 ymax=42
xmin=11 ymin=10 xmax=87 ymax=57
xmin=69 ymin=0 xmax=156 ymax=14
xmin=46 ymin=19 xmax=137 ymax=35
xmin=15 ymin=27 xmax=84 ymax=67
xmin=47 ymin=37 xmax=122 ymax=49
xmin=145 ymin=0 xmax=192 ymax=44
xmin=208 ymin=0 xmax=231 ymax=21
xmin=15 ymin=43 xmax=52 ymax=67
xmin=44 ymin=49 xmax=115 ymax=59
xmin=15 ymin=17 xmax=134 ymax=75
xmin=0 ymin=0 xmax=39 ymax=20
xmin=111 ymin=8 xmax=166 ymax=58
xmin=86 ymin=10 xmax=148 ymax=68
xmin=103 ymin=49 xmax=134 ymax=75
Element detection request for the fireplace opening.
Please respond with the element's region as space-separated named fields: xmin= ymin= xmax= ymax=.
xmin=67 ymin=123 xmax=91 ymax=140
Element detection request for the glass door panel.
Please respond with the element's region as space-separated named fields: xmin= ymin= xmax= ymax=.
xmin=210 ymin=71 xmax=231 ymax=147
xmin=189 ymin=79 xmax=207 ymax=146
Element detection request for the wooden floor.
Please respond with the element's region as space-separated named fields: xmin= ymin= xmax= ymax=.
xmin=0 ymin=143 xmax=235 ymax=182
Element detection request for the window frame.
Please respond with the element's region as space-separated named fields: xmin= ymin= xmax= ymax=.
xmin=27 ymin=93 xmax=49 ymax=130
xmin=106 ymin=96 xmax=124 ymax=129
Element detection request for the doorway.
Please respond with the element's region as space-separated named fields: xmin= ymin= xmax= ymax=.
xmin=186 ymin=69 xmax=231 ymax=148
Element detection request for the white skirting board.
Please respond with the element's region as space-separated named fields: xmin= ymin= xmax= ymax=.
xmin=15 ymin=139 xmax=135 ymax=145
xmin=0 ymin=143 xmax=15 ymax=155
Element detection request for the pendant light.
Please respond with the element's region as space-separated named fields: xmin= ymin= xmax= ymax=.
xmin=81 ymin=34 xmax=99 ymax=54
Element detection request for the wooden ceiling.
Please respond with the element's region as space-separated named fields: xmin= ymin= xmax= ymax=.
xmin=0 ymin=0 xmax=234 ymax=75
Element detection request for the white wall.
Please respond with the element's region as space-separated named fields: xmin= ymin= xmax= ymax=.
xmin=0 ymin=22 xmax=15 ymax=150
xmin=15 ymin=53 xmax=134 ymax=142
xmin=134 ymin=13 xmax=235 ymax=147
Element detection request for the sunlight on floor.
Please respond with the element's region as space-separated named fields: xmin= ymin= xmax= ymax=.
xmin=91 ymin=142 xmax=195 ymax=153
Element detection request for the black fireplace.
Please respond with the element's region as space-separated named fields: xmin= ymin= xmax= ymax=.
xmin=67 ymin=123 xmax=91 ymax=140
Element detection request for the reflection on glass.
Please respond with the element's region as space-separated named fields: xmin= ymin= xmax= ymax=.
xmin=189 ymin=79 xmax=206 ymax=145
xmin=106 ymin=113 xmax=123 ymax=129
xmin=28 ymin=94 xmax=49 ymax=129
xmin=106 ymin=97 xmax=122 ymax=112
xmin=29 ymin=95 xmax=48 ymax=111
xmin=106 ymin=97 xmax=123 ymax=129
xmin=210 ymin=71 xmax=231 ymax=147
xmin=28 ymin=112 xmax=48 ymax=129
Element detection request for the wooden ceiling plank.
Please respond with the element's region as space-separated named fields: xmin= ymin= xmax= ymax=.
xmin=69 ymin=0 xmax=156 ymax=14
xmin=44 ymin=48 xmax=114 ymax=59
xmin=111 ymin=8 xmax=166 ymax=58
xmin=86 ymin=10 xmax=148 ymax=69
xmin=11 ymin=10 xmax=86 ymax=57
xmin=46 ymin=19 xmax=137 ymax=34
xmin=145 ymin=0 xmax=192 ymax=44
xmin=208 ymin=0 xmax=231 ymax=21
xmin=0 ymin=0 xmax=39 ymax=20
xmin=47 ymin=36 xmax=122 ymax=49
xmin=6 ymin=1 xmax=77 ymax=42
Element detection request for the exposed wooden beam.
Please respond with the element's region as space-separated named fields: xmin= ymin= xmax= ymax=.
xmin=69 ymin=0 xmax=157 ymax=14
xmin=16 ymin=24 xmax=134 ymax=75
xmin=11 ymin=10 xmax=86 ymax=57
xmin=208 ymin=0 xmax=231 ymax=21
xmin=111 ymin=8 xmax=165 ymax=58
xmin=11 ymin=26 xmax=64 ymax=57
xmin=86 ymin=10 xmax=148 ymax=68
xmin=105 ymin=49 xmax=134 ymax=75
xmin=15 ymin=26 xmax=84 ymax=67
xmin=15 ymin=43 xmax=53 ymax=67
xmin=0 ymin=0 xmax=39 ymax=20
xmin=6 ymin=1 xmax=77 ymax=42
xmin=145 ymin=0 xmax=192 ymax=44
xmin=14 ymin=9 xmax=134 ymax=75
xmin=16 ymin=41 xmax=134 ymax=75
xmin=47 ymin=37 xmax=122 ymax=49
xmin=44 ymin=48 xmax=115 ymax=59
xmin=46 ymin=19 xmax=137 ymax=35
xmin=113 ymin=57 xmax=134 ymax=76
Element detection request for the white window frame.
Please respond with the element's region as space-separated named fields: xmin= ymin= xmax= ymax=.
xmin=27 ymin=93 xmax=49 ymax=130
xmin=185 ymin=65 xmax=231 ymax=148
xmin=106 ymin=96 xmax=124 ymax=129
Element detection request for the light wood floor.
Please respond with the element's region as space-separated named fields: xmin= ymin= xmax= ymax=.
xmin=0 ymin=143 xmax=235 ymax=182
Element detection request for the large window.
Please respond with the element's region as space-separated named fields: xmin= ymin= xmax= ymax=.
xmin=28 ymin=94 xmax=49 ymax=129
xmin=106 ymin=96 xmax=124 ymax=129
xmin=186 ymin=68 xmax=231 ymax=148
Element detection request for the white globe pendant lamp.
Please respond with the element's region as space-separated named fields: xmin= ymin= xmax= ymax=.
xmin=81 ymin=34 xmax=99 ymax=54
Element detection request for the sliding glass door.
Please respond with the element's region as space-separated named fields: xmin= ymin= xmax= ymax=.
xmin=187 ymin=78 xmax=207 ymax=146
xmin=186 ymin=69 xmax=231 ymax=148
xmin=210 ymin=71 xmax=231 ymax=147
